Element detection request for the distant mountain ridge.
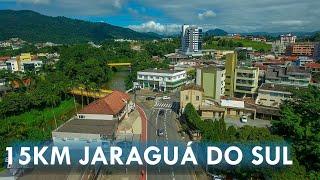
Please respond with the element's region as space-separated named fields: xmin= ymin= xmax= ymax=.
xmin=0 ymin=10 xmax=160 ymax=44
xmin=205 ymin=29 xmax=228 ymax=36
xmin=239 ymin=31 xmax=320 ymax=38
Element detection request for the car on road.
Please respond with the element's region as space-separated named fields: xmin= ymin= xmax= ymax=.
xmin=146 ymin=96 xmax=156 ymax=100
xmin=240 ymin=115 xmax=248 ymax=123
xmin=157 ymin=129 xmax=164 ymax=136
xmin=158 ymin=109 xmax=165 ymax=116
xmin=162 ymin=96 xmax=171 ymax=100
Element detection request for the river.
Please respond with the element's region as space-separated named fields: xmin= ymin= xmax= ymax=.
xmin=107 ymin=70 xmax=130 ymax=91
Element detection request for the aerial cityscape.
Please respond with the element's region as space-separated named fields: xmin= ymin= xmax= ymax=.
xmin=0 ymin=0 xmax=320 ymax=180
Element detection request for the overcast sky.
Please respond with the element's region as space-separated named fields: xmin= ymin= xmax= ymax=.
xmin=0 ymin=0 xmax=319 ymax=34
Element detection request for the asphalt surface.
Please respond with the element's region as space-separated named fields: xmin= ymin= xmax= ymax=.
xmin=140 ymin=94 xmax=196 ymax=180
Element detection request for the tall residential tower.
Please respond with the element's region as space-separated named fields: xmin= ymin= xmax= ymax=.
xmin=181 ymin=25 xmax=203 ymax=56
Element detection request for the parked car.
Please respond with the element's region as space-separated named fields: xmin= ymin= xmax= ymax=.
xmin=157 ymin=129 xmax=164 ymax=136
xmin=240 ymin=115 xmax=248 ymax=123
xmin=146 ymin=96 xmax=156 ymax=100
xmin=162 ymin=96 xmax=171 ymax=100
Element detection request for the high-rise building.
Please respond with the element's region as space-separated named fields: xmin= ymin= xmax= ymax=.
xmin=181 ymin=24 xmax=203 ymax=56
xmin=224 ymin=53 xmax=238 ymax=97
xmin=196 ymin=66 xmax=225 ymax=100
xmin=280 ymin=33 xmax=296 ymax=45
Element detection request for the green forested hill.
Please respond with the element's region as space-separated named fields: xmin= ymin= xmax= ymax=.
xmin=0 ymin=10 xmax=159 ymax=44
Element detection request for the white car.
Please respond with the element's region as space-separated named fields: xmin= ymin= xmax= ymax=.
xmin=240 ymin=115 xmax=248 ymax=123
xmin=162 ymin=96 xmax=171 ymax=100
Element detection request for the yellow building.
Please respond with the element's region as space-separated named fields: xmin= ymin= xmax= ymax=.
xmin=19 ymin=53 xmax=32 ymax=62
xmin=180 ymin=84 xmax=204 ymax=111
xmin=196 ymin=66 xmax=225 ymax=100
xmin=234 ymin=66 xmax=259 ymax=97
xmin=224 ymin=53 xmax=237 ymax=97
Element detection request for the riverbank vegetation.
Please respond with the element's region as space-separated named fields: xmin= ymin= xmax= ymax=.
xmin=0 ymin=99 xmax=77 ymax=167
xmin=0 ymin=39 xmax=178 ymax=167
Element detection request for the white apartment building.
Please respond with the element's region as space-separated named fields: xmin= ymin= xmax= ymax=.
xmin=280 ymin=33 xmax=296 ymax=45
xmin=5 ymin=59 xmax=19 ymax=72
xmin=20 ymin=60 xmax=43 ymax=72
xmin=181 ymin=25 xmax=203 ymax=56
xmin=137 ymin=69 xmax=187 ymax=91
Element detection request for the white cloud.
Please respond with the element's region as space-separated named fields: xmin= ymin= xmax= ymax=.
xmin=128 ymin=21 xmax=180 ymax=34
xmin=136 ymin=0 xmax=320 ymax=32
xmin=198 ymin=10 xmax=216 ymax=20
xmin=2 ymin=0 xmax=320 ymax=32
xmin=271 ymin=20 xmax=307 ymax=26
xmin=17 ymin=0 xmax=50 ymax=4
xmin=113 ymin=0 xmax=122 ymax=9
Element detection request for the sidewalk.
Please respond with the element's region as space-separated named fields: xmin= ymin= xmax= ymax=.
xmin=116 ymin=109 xmax=142 ymax=142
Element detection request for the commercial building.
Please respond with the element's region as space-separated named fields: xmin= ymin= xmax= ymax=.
xmin=180 ymin=84 xmax=204 ymax=111
xmin=234 ymin=67 xmax=259 ymax=98
xmin=256 ymin=83 xmax=293 ymax=108
xmin=52 ymin=91 xmax=134 ymax=145
xmin=224 ymin=53 xmax=238 ymax=97
xmin=181 ymin=25 xmax=203 ymax=56
xmin=137 ymin=69 xmax=187 ymax=91
xmin=265 ymin=66 xmax=311 ymax=87
xmin=220 ymin=97 xmax=256 ymax=119
xmin=77 ymin=91 xmax=134 ymax=121
xmin=286 ymin=42 xmax=315 ymax=57
xmin=52 ymin=117 xmax=118 ymax=145
xmin=196 ymin=66 xmax=225 ymax=100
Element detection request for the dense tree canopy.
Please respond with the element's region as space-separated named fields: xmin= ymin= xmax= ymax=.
xmin=0 ymin=10 xmax=159 ymax=44
xmin=182 ymin=103 xmax=314 ymax=179
xmin=272 ymin=86 xmax=320 ymax=172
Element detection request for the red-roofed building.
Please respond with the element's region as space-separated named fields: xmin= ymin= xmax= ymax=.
xmin=283 ymin=55 xmax=298 ymax=62
xmin=77 ymin=91 xmax=134 ymax=121
xmin=0 ymin=56 xmax=10 ymax=62
xmin=305 ymin=62 xmax=320 ymax=73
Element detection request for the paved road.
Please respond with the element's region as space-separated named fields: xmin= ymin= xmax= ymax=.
xmin=224 ymin=116 xmax=271 ymax=128
xmin=140 ymin=95 xmax=196 ymax=180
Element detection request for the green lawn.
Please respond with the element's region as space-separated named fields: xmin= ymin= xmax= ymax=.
xmin=204 ymin=38 xmax=272 ymax=52
xmin=235 ymin=39 xmax=272 ymax=52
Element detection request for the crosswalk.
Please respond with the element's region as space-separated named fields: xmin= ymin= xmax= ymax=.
xmin=154 ymin=102 xmax=172 ymax=109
